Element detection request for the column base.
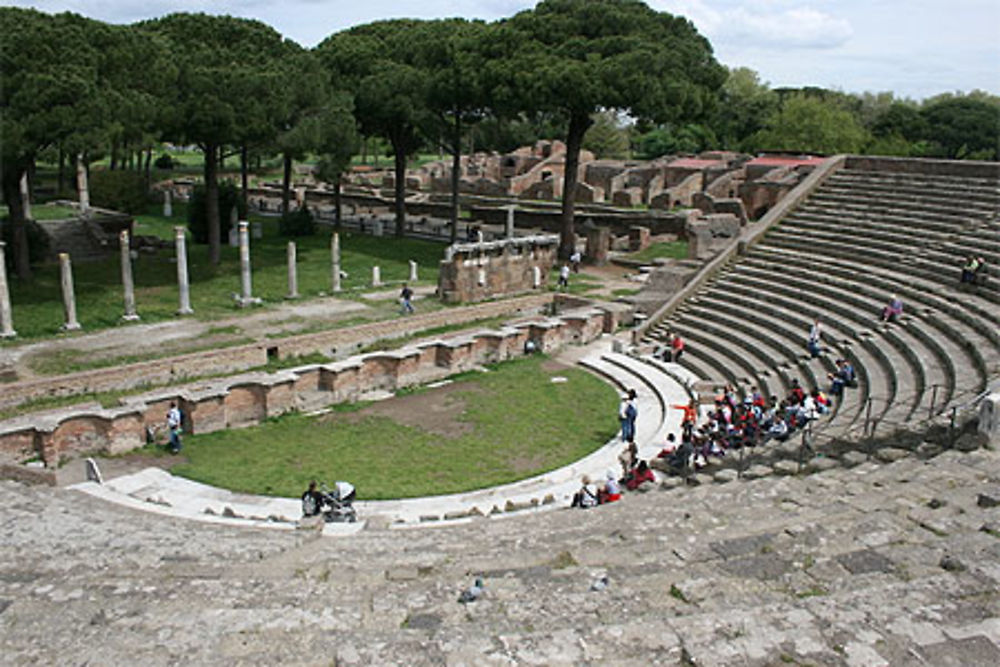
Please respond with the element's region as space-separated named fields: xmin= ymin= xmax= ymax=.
xmin=0 ymin=329 xmax=16 ymax=339
xmin=61 ymin=322 xmax=82 ymax=332
xmin=121 ymin=314 xmax=141 ymax=322
xmin=286 ymin=293 xmax=299 ymax=300
xmin=176 ymin=307 xmax=194 ymax=316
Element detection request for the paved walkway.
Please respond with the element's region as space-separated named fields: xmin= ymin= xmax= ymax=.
xmin=71 ymin=338 xmax=691 ymax=534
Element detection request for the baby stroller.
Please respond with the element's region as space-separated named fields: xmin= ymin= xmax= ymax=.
xmin=319 ymin=481 xmax=357 ymax=523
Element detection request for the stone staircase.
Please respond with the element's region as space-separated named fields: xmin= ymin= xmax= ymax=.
xmin=643 ymin=159 xmax=1000 ymax=449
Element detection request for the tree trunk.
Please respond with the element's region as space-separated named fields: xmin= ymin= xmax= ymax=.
xmin=2 ymin=163 xmax=31 ymax=281
xmin=57 ymin=147 xmax=65 ymax=195
xmin=450 ymin=112 xmax=462 ymax=244
xmin=559 ymin=112 xmax=593 ymax=260
xmin=110 ymin=138 xmax=119 ymax=170
xmin=240 ymin=143 xmax=249 ymax=215
xmin=144 ymin=148 xmax=152 ymax=190
xmin=26 ymin=158 xmax=36 ymax=204
xmin=361 ymin=136 xmax=367 ymax=165
xmin=204 ymin=142 xmax=221 ymax=265
xmin=334 ymin=172 xmax=342 ymax=229
xmin=281 ymin=152 xmax=292 ymax=216
xmin=391 ymin=137 xmax=406 ymax=237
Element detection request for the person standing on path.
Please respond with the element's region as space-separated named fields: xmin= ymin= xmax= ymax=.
xmin=558 ymin=263 xmax=570 ymax=291
xmin=399 ymin=283 xmax=415 ymax=315
xmin=619 ymin=389 xmax=638 ymax=442
xmin=569 ymin=250 xmax=582 ymax=273
xmin=166 ymin=402 xmax=183 ymax=454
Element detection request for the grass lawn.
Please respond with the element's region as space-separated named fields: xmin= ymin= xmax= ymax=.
xmin=625 ymin=240 xmax=689 ymax=263
xmin=1 ymin=203 xmax=79 ymax=221
xmin=3 ymin=211 xmax=447 ymax=342
xmin=166 ymin=355 xmax=619 ymax=499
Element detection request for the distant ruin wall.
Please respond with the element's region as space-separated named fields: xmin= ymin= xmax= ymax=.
xmin=0 ymin=308 xmax=612 ymax=469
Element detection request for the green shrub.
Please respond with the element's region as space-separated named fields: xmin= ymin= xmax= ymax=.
xmin=186 ymin=182 xmax=245 ymax=245
xmin=88 ymin=169 xmax=149 ymax=214
xmin=278 ymin=206 xmax=315 ymax=237
xmin=153 ymin=153 xmax=175 ymax=169
xmin=1 ymin=217 xmax=50 ymax=270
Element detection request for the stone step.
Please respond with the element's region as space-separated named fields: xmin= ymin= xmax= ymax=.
xmin=735 ymin=258 xmax=952 ymax=422
xmin=762 ymin=232 xmax=1000 ymax=318
xmin=803 ymin=191 xmax=996 ymax=223
xmin=749 ymin=246 xmax=995 ymax=401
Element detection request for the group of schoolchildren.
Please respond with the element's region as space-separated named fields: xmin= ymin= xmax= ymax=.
xmin=572 ymin=361 xmax=859 ymax=508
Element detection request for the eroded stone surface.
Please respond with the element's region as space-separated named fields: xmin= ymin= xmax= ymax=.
xmin=1 ymin=449 xmax=999 ymax=665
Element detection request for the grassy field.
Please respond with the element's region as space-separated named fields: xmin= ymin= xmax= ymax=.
xmin=3 ymin=208 xmax=447 ymax=342
xmin=166 ymin=355 xmax=619 ymax=499
xmin=625 ymin=240 xmax=689 ymax=263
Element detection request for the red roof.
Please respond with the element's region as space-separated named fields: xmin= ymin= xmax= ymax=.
xmin=747 ymin=156 xmax=826 ymax=167
xmin=667 ymin=158 xmax=726 ymax=169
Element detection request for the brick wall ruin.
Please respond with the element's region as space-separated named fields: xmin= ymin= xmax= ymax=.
xmin=0 ymin=307 xmax=612 ymax=469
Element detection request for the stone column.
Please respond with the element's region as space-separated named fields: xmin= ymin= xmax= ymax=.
xmin=119 ymin=230 xmax=140 ymax=321
xmin=238 ymin=221 xmax=253 ymax=307
xmin=408 ymin=260 xmax=418 ymax=283
xmin=330 ymin=232 xmax=342 ymax=293
xmin=163 ymin=189 xmax=173 ymax=217
xmin=76 ymin=154 xmax=90 ymax=212
xmin=287 ymin=241 xmax=299 ymax=299
xmin=20 ymin=173 xmax=32 ymax=221
xmin=175 ymin=227 xmax=193 ymax=315
xmin=372 ymin=265 xmax=382 ymax=287
xmin=506 ymin=206 xmax=515 ymax=239
xmin=476 ymin=229 xmax=485 ymax=244
xmin=59 ymin=253 xmax=81 ymax=331
xmin=532 ymin=266 xmax=542 ymax=289
xmin=0 ymin=242 xmax=16 ymax=338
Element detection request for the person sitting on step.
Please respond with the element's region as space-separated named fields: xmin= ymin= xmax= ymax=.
xmin=571 ymin=475 xmax=598 ymax=509
xmin=880 ymin=294 xmax=904 ymax=323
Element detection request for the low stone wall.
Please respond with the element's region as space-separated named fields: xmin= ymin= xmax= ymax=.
xmin=0 ymin=294 xmax=553 ymax=412
xmin=0 ymin=307 xmax=612 ymax=469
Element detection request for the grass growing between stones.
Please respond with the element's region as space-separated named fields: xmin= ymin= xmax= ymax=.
xmin=169 ymin=355 xmax=619 ymax=500
xmin=2 ymin=216 xmax=445 ymax=341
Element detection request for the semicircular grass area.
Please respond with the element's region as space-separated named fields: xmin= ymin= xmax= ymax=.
xmin=168 ymin=355 xmax=619 ymax=500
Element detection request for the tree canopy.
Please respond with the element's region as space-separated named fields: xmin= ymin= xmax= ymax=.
xmin=491 ymin=0 xmax=727 ymax=256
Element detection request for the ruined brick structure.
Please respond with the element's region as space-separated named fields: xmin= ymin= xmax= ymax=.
xmin=437 ymin=235 xmax=558 ymax=303
xmin=0 ymin=307 xmax=613 ymax=469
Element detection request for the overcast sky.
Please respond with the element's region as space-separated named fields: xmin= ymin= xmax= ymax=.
xmin=5 ymin=0 xmax=998 ymax=100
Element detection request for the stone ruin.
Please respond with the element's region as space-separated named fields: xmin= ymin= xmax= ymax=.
xmin=438 ymin=235 xmax=559 ymax=303
xmin=394 ymin=143 xmax=824 ymax=221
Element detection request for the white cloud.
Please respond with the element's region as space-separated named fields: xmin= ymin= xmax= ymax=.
xmin=717 ymin=7 xmax=852 ymax=49
xmin=653 ymin=1 xmax=852 ymax=49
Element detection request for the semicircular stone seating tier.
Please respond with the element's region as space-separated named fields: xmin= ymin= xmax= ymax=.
xmin=643 ymin=159 xmax=1000 ymax=448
